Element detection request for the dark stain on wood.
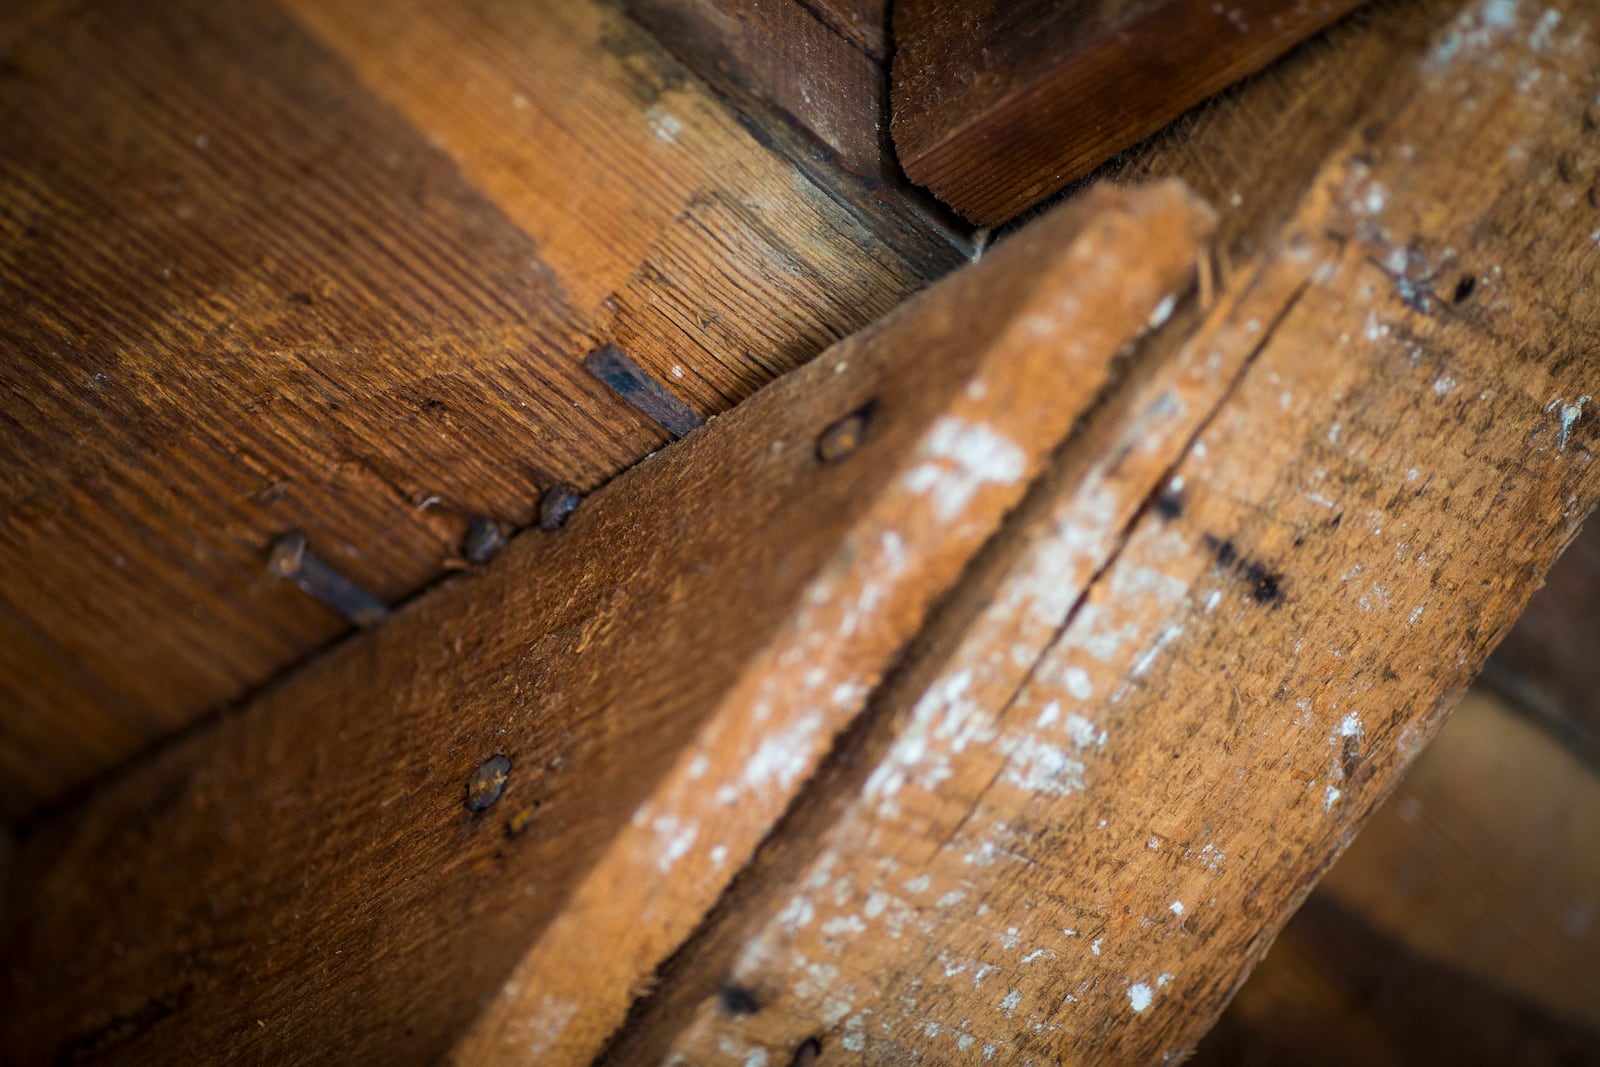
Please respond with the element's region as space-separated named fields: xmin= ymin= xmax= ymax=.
xmin=584 ymin=343 xmax=705 ymax=439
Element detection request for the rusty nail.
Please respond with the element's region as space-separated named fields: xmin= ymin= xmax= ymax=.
xmin=539 ymin=483 xmax=584 ymax=531
xmin=816 ymin=404 xmax=874 ymax=464
xmin=463 ymin=517 xmax=507 ymax=564
xmin=466 ymin=754 xmax=512 ymax=811
xmin=268 ymin=531 xmax=389 ymax=627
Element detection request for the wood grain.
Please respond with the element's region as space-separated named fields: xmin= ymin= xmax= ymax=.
xmin=1193 ymin=688 xmax=1600 ymax=1064
xmin=0 ymin=183 xmax=1209 ymax=1065
xmin=602 ymin=2 xmax=1600 ymax=1061
xmin=891 ymin=0 xmax=1368 ymax=225
xmin=0 ymin=0 xmax=958 ymax=822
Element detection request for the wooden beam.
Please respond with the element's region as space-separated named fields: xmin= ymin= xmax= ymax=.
xmin=0 ymin=0 xmax=960 ymax=823
xmin=0 ymin=184 xmax=1210 ymax=1064
xmin=599 ymin=1 xmax=1600 ymax=1061
xmin=891 ymin=0 xmax=1367 ymax=226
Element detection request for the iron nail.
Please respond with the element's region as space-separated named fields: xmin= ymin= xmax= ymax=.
xmin=268 ymin=531 xmax=389 ymax=628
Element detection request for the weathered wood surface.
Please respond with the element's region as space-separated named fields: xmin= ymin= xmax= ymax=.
xmin=599 ymin=2 xmax=1600 ymax=1062
xmin=891 ymin=0 xmax=1367 ymax=226
xmin=0 ymin=185 xmax=1209 ymax=1064
xmin=627 ymin=0 xmax=963 ymax=256
xmin=1194 ymin=687 xmax=1600 ymax=1064
xmin=0 ymin=0 xmax=960 ymax=822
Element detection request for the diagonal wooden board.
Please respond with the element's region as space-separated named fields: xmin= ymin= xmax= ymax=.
xmin=0 ymin=184 xmax=1210 ymax=1064
xmin=600 ymin=0 xmax=1600 ymax=1062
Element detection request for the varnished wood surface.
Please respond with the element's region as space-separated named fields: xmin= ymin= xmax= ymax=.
xmin=891 ymin=0 xmax=1367 ymax=225
xmin=0 ymin=0 xmax=960 ymax=822
xmin=1193 ymin=688 xmax=1600 ymax=1064
xmin=0 ymin=183 xmax=1208 ymax=1065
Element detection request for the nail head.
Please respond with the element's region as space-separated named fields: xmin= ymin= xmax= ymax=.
xmin=466 ymin=755 xmax=512 ymax=811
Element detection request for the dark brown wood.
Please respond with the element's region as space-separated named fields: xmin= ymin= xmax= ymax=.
xmin=892 ymin=0 xmax=1369 ymax=226
xmin=628 ymin=0 xmax=969 ymax=260
xmin=0 ymin=0 xmax=961 ymax=823
xmin=0 ymin=183 xmax=1210 ymax=1065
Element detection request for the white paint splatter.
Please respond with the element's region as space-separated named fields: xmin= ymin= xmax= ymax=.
xmin=645 ymin=107 xmax=683 ymax=143
xmin=901 ymin=418 xmax=1027 ymax=521
xmin=1325 ymin=785 xmax=1342 ymax=811
xmin=1091 ymin=938 xmax=1104 ymax=956
xmin=999 ymin=989 xmax=1023 ymax=1017
xmin=1063 ymin=712 xmax=1108 ymax=749
xmin=1128 ymin=983 xmax=1154 ymax=1012
xmin=1002 ymin=737 xmax=1086 ymax=795
xmin=1063 ymin=667 xmax=1094 ymax=701
xmin=1550 ymin=396 xmax=1591 ymax=451
xmin=1169 ymin=901 xmax=1185 ymax=916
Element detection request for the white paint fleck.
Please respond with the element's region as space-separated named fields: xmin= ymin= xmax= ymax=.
xmin=744 ymin=1051 xmax=768 ymax=1067
xmin=1550 ymin=396 xmax=1591 ymax=451
xmin=1003 ymin=737 xmax=1086 ymax=795
xmin=937 ymin=889 xmax=966 ymax=908
xmin=864 ymin=891 xmax=891 ymax=919
xmin=1325 ymin=785 xmax=1342 ymax=811
xmin=1063 ymin=712 xmax=1107 ymax=749
xmin=999 ymin=989 xmax=1023 ymax=1017
xmin=671 ymin=364 xmax=685 ymax=379
xmin=1091 ymin=938 xmax=1104 ymax=956
xmin=776 ymin=895 xmax=816 ymax=931
xmin=652 ymin=815 xmax=698 ymax=873
xmin=1063 ymin=667 xmax=1094 ymax=701
xmin=645 ymin=107 xmax=683 ymax=143
xmin=841 ymin=1032 xmax=865 ymax=1052
xmin=1158 ymin=973 xmax=1175 ymax=988
xmin=1433 ymin=376 xmax=1457 ymax=397
xmin=1337 ymin=713 xmax=1365 ymax=741
xmin=1169 ymin=901 xmax=1185 ymax=916
xmin=1203 ymin=589 xmax=1222 ymax=613
xmin=1021 ymin=948 xmax=1055 ymax=964
xmin=1148 ymin=294 xmax=1178 ymax=330
xmin=710 ymin=845 xmax=729 ymax=867
xmin=1409 ymin=605 xmax=1425 ymax=625
xmin=1128 ymin=983 xmax=1154 ymax=1012
xmin=904 ymin=875 xmax=931 ymax=894
xmin=902 ymin=418 xmax=1027 ymax=521
xmin=822 ymin=914 xmax=867 ymax=939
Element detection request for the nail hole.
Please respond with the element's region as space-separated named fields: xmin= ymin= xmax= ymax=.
xmin=816 ymin=401 xmax=876 ymax=464
xmin=1451 ymin=274 xmax=1476 ymax=304
xmin=790 ymin=1038 xmax=822 ymax=1067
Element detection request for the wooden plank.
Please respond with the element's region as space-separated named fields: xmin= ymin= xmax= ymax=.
xmin=0 ymin=184 xmax=1210 ymax=1065
xmin=891 ymin=0 xmax=1367 ymax=226
xmin=598 ymin=2 xmax=1600 ymax=1061
xmin=0 ymin=0 xmax=959 ymax=822
xmin=1193 ymin=688 xmax=1600 ymax=1064
xmin=624 ymin=0 xmax=969 ymax=263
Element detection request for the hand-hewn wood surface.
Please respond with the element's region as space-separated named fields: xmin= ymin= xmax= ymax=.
xmin=598 ymin=2 xmax=1600 ymax=1062
xmin=0 ymin=184 xmax=1209 ymax=1065
xmin=1193 ymin=687 xmax=1600 ymax=1064
xmin=0 ymin=0 xmax=961 ymax=823
xmin=891 ymin=0 xmax=1367 ymax=226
